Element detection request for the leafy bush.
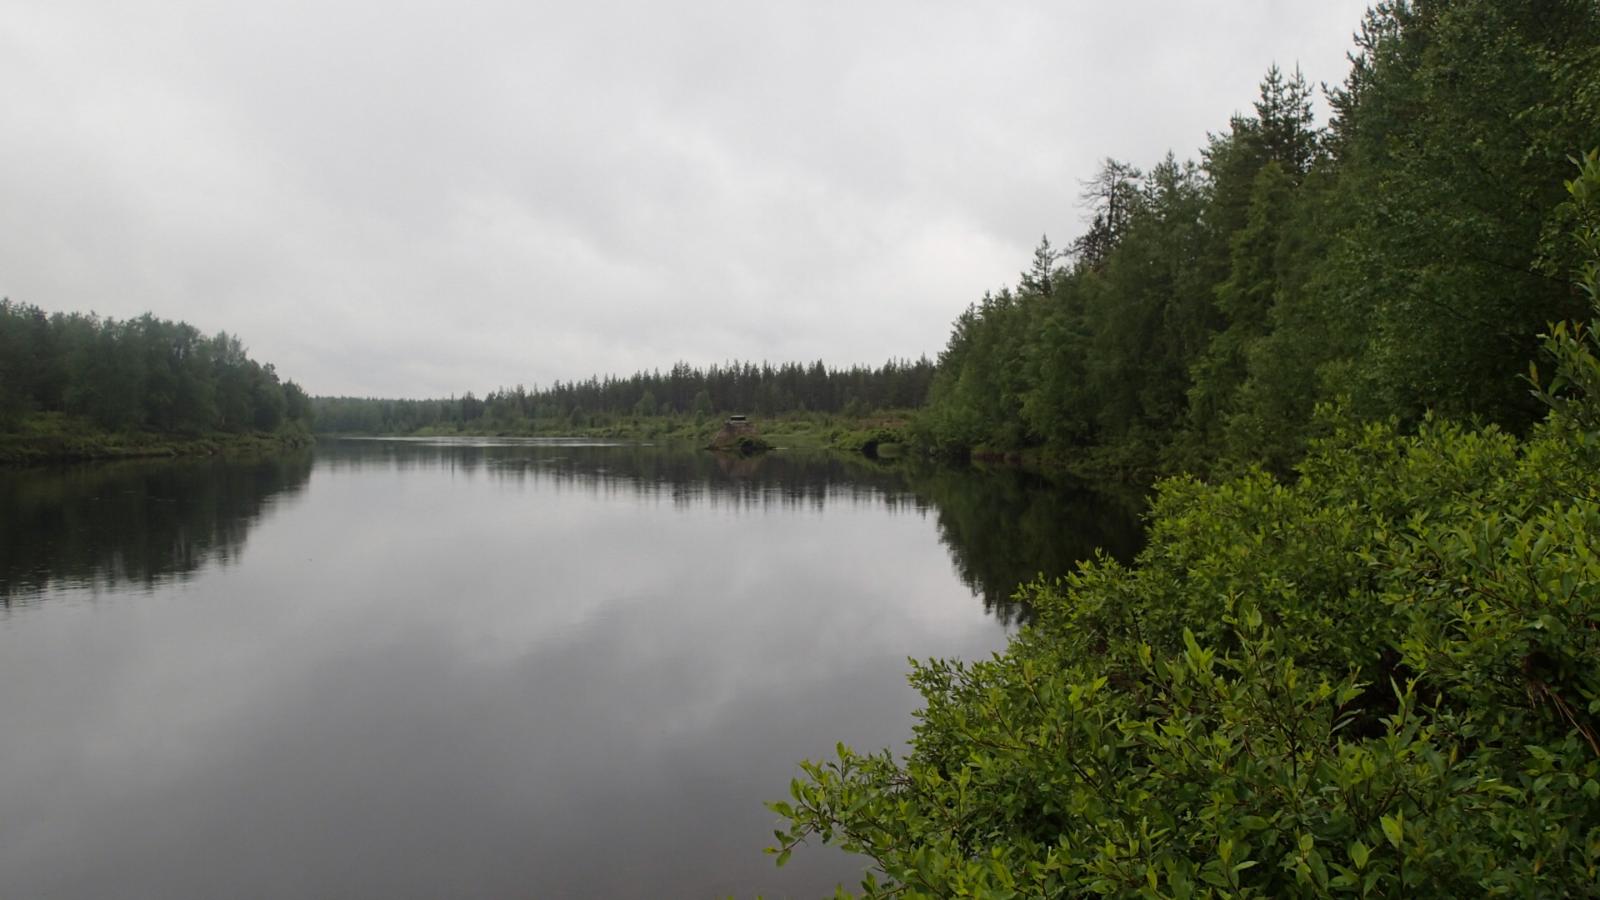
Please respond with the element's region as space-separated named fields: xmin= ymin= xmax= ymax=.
xmin=767 ymin=159 xmax=1600 ymax=897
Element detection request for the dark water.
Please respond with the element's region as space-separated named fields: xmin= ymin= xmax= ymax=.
xmin=0 ymin=439 xmax=1140 ymax=898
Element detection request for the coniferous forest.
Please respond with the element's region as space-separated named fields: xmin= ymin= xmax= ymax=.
xmin=310 ymin=357 xmax=933 ymax=434
xmin=0 ymin=302 xmax=312 ymax=460
xmin=302 ymin=3 xmax=1600 ymax=493
xmin=913 ymin=1 xmax=1599 ymax=481
xmin=767 ymin=3 xmax=1600 ymax=895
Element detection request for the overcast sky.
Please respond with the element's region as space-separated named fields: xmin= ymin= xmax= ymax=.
xmin=2 ymin=1 xmax=1371 ymax=398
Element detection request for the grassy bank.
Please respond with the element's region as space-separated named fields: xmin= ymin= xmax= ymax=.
xmin=352 ymin=410 xmax=916 ymax=454
xmin=0 ymin=413 xmax=314 ymax=465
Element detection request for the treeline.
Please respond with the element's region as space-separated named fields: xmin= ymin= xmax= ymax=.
xmin=312 ymin=357 xmax=933 ymax=434
xmin=920 ymin=0 xmax=1600 ymax=479
xmin=768 ymin=120 xmax=1600 ymax=900
xmin=0 ymin=300 xmax=312 ymax=434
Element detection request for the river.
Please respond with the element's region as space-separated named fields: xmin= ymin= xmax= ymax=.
xmin=0 ymin=438 xmax=1140 ymax=898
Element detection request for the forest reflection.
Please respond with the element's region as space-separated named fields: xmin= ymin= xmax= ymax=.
xmin=1 ymin=439 xmax=1143 ymax=622
xmin=0 ymin=452 xmax=314 ymax=607
xmin=902 ymin=462 xmax=1144 ymax=623
xmin=317 ymin=437 xmax=929 ymax=514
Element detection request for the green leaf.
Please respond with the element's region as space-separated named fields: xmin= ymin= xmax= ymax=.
xmin=1380 ymin=814 xmax=1404 ymax=850
xmin=1350 ymin=840 xmax=1370 ymax=870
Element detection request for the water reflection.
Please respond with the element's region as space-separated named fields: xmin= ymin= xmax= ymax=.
xmin=319 ymin=437 xmax=932 ymax=515
xmin=902 ymin=460 xmax=1146 ymax=624
xmin=0 ymin=439 xmax=1144 ymax=898
xmin=0 ymin=452 xmax=313 ymax=607
xmin=315 ymin=439 xmax=1146 ymax=624
xmin=0 ymin=440 xmax=1142 ymax=624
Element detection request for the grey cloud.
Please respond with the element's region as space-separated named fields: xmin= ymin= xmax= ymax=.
xmin=1 ymin=0 xmax=1370 ymax=396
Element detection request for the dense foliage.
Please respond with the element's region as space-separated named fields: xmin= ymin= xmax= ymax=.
xmin=0 ymin=301 xmax=311 ymax=435
xmin=918 ymin=0 xmax=1600 ymax=480
xmin=311 ymin=357 xmax=932 ymax=433
xmin=766 ymin=152 xmax=1600 ymax=896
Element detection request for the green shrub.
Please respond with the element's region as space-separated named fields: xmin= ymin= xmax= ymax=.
xmin=767 ymin=158 xmax=1600 ymax=897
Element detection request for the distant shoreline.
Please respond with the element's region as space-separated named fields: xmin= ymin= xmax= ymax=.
xmin=315 ymin=411 xmax=911 ymax=456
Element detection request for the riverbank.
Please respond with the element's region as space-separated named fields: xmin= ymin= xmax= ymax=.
xmin=328 ymin=411 xmax=915 ymax=455
xmin=0 ymin=413 xmax=314 ymax=465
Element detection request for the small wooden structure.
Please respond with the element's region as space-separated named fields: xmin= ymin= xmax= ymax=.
xmin=708 ymin=414 xmax=767 ymax=454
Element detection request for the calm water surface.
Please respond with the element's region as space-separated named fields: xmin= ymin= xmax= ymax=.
xmin=0 ymin=439 xmax=1139 ymax=898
